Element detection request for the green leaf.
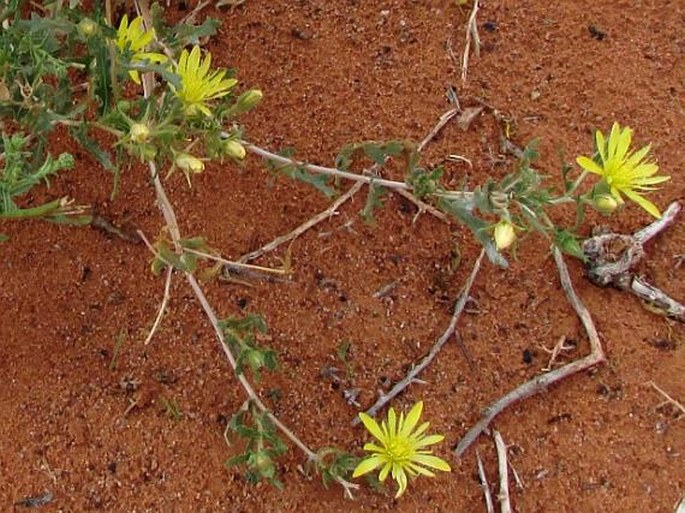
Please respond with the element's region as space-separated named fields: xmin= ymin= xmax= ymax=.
xmin=284 ymin=165 xmax=337 ymax=198
xmin=89 ymin=36 xmax=112 ymax=114
xmin=553 ymin=229 xmax=585 ymax=261
xmin=361 ymin=183 xmax=386 ymax=225
xmin=440 ymin=198 xmax=509 ymax=268
xmin=171 ymin=18 xmax=220 ymax=46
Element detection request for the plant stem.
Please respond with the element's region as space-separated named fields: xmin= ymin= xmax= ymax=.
xmin=242 ymin=141 xmax=473 ymax=202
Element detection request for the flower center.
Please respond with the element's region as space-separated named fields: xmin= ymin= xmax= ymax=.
xmin=386 ymin=437 xmax=413 ymax=464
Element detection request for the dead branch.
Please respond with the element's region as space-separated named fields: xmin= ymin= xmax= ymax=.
xmin=476 ymin=450 xmax=495 ymax=513
xmin=455 ymin=247 xmax=605 ymax=457
xmin=240 ymin=181 xmax=363 ymax=263
xmin=493 ymin=431 xmax=512 ymax=513
xmin=355 ymin=249 xmax=485 ymax=424
xmin=583 ymin=201 xmax=684 ymax=321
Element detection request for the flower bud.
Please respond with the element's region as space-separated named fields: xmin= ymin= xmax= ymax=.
xmin=494 ymin=220 xmax=516 ymax=250
xmin=129 ymin=123 xmax=150 ymax=144
xmin=250 ymin=451 xmax=275 ymax=477
xmin=224 ymin=140 xmax=246 ymax=160
xmin=246 ymin=349 xmax=265 ymax=369
xmin=175 ymin=153 xmax=205 ymax=173
xmin=592 ymin=194 xmax=619 ymax=215
xmin=234 ymin=89 xmax=263 ymax=113
xmin=78 ymin=18 xmax=98 ymax=38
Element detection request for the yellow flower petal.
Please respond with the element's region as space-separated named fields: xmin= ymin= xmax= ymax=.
xmin=411 ymin=453 xmax=452 ymax=472
xmin=388 ymin=407 xmax=397 ymax=438
xmin=607 ymin=122 xmax=622 ymax=158
xmin=622 ymin=189 xmax=662 ymax=218
xmin=358 ymin=412 xmax=386 ymax=443
xmin=412 ymin=434 xmax=444 ymax=448
xmin=576 ymin=156 xmax=604 ymax=175
xmin=406 ymin=462 xmax=436 ymax=477
xmin=362 ymin=442 xmax=386 ymax=453
xmin=378 ymin=462 xmax=392 ymax=482
xmin=595 ymin=129 xmax=607 ymax=163
xmin=352 ymin=455 xmax=384 ymax=478
xmin=394 ymin=466 xmax=408 ymax=498
xmin=399 ymin=401 xmax=423 ymax=438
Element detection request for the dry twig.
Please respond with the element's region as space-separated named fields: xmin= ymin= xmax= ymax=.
xmin=354 ymin=249 xmax=485 ymax=424
xmin=461 ymin=0 xmax=481 ymax=82
xmin=455 ymin=248 xmax=606 ymax=456
xmin=647 ymin=381 xmax=685 ymax=417
xmin=143 ymin=264 xmax=173 ymax=345
xmin=494 ymin=430 xmax=512 ymax=513
xmin=476 ymin=450 xmax=495 ymax=513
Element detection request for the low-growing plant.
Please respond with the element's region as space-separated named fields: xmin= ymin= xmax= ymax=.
xmin=0 ymin=0 xmax=673 ymax=501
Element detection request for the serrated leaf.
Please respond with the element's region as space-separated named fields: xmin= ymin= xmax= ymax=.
xmin=171 ymin=18 xmax=220 ymax=45
xmin=361 ymin=183 xmax=385 ymax=225
xmin=283 ymin=165 xmax=337 ymax=198
xmin=553 ymin=229 xmax=586 ymax=261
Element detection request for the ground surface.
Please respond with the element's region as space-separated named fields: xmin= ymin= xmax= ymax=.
xmin=1 ymin=1 xmax=684 ymax=511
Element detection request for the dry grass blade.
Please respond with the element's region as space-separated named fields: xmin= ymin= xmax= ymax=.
xmin=648 ymin=381 xmax=685 ymax=417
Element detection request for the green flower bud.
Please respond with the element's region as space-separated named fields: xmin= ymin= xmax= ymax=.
xmin=224 ymin=140 xmax=246 ymax=160
xmin=175 ymin=153 xmax=205 ymax=174
xmin=234 ymin=89 xmax=263 ymax=113
xmin=250 ymin=451 xmax=275 ymax=477
xmin=592 ymin=194 xmax=619 ymax=215
xmin=129 ymin=123 xmax=150 ymax=144
xmin=78 ymin=18 xmax=98 ymax=38
xmin=246 ymin=349 xmax=265 ymax=369
xmin=494 ymin=220 xmax=516 ymax=250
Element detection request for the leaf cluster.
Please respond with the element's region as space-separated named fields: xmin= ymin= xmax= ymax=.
xmin=225 ymin=403 xmax=288 ymax=489
xmin=219 ymin=313 xmax=278 ymax=382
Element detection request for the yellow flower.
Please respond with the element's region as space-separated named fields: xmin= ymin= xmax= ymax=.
xmin=172 ymin=46 xmax=237 ymax=117
xmin=115 ymin=15 xmax=167 ymax=85
xmin=576 ymin=122 xmax=670 ymax=218
xmin=353 ymin=401 xmax=451 ymax=498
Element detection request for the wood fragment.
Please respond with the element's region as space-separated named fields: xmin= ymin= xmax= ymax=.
xmin=583 ymin=201 xmax=684 ymax=322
